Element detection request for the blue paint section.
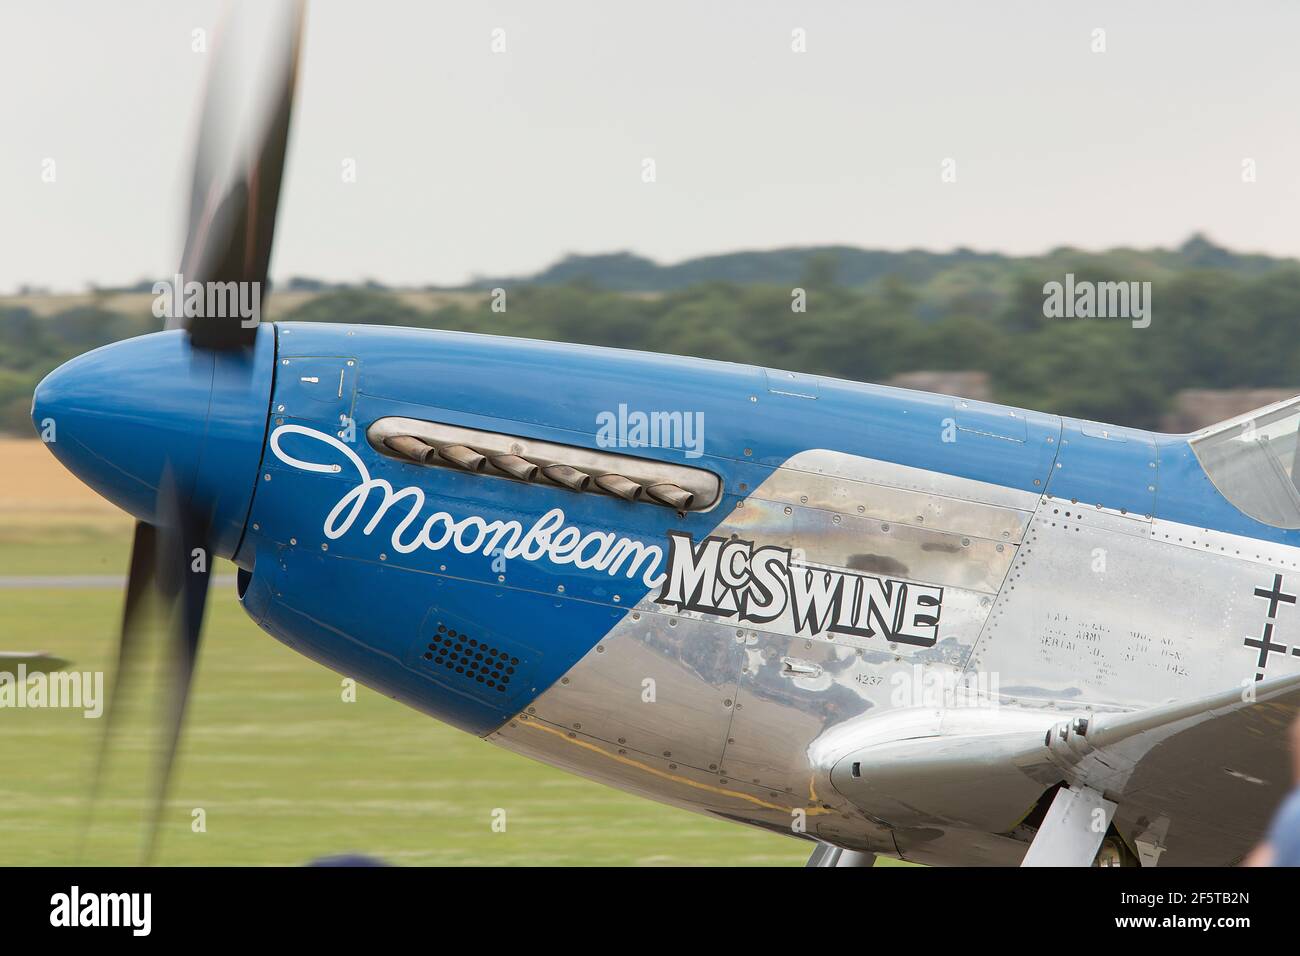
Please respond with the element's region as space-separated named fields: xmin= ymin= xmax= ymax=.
xmin=1154 ymin=434 xmax=1300 ymax=546
xmin=31 ymin=326 xmax=275 ymax=560
xmin=1045 ymin=419 xmax=1156 ymax=517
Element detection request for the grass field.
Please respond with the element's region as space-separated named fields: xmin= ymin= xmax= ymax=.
xmin=0 ymin=440 xmax=817 ymax=866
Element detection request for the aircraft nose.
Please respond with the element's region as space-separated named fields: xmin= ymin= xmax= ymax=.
xmin=31 ymin=327 xmax=276 ymax=559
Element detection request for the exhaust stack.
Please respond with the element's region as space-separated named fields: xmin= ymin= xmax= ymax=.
xmin=542 ymin=464 xmax=591 ymax=492
xmin=437 ymin=444 xmax=487 ymax=472
xmin=646 ymin=483 xmax=694 ymax=510
xmin=594 ymin=473 xmax=643 ymax=501
xmin=491 ymin=454 xmax=540 ymax=481
xmin=385 ymin=434 xmax=436 ymax=464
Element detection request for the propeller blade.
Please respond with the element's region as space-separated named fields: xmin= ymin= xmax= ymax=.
xmin=173 ymin=0 xmax=305 ymax=348
xmin=79 ymin=520 xmax=159 ymax=857
xmin=141 ymin=477 xmax=214 ymax=864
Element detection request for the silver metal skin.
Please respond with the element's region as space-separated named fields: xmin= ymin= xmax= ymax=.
xmin=806 ymin=844 xmax=876 ymax=867
xmin=1020 ymin=786 xmax=1115 ymax=866
xmin=490 ymin=446 xmax=1300 ymax=866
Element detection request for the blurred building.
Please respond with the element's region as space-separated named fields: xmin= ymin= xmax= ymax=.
xmin=886 ymin=371 xmax=992 ymax=402
xmin=1161 ymin=389 xmax=1299 ymax=433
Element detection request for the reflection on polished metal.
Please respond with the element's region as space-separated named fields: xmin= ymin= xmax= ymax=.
xmin=806 ymin=844 xmax=877 ymax=867
xmin=494 ymin=448 xmax=1042 ymax=860
xmin=490 ymin=438 xmax=1300 ymax=866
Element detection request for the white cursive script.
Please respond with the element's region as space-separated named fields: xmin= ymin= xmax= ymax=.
xmin=268 ymin=425 xmax=666 ymax=588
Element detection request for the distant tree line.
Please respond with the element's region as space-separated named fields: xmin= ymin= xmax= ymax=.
xmin=3 ymin=235 xmax=1298 ymax=435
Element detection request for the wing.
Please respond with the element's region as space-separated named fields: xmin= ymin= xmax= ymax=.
xmin=825 ymin=672 xmax=1300 ymax=865
xmin=1040 ymin=672 xmax=1300 ymax=865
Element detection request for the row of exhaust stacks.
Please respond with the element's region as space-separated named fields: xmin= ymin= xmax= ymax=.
xmin=383 ymin=434 xmax=697 ymax=510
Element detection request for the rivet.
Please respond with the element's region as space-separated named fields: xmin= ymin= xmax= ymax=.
xmin=289 ymin=537 xmax=297 ymax=545
xmin=596 ymin=645 xmax=605 ymax=653
xmin=380 ymin=553 xmax=387 ymax=561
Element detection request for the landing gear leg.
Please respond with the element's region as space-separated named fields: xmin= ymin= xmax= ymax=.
xmin=1021 ymin=785 xmax=1116 ymax=867
xmin=806 ymin=844 xmax=877 ymax=867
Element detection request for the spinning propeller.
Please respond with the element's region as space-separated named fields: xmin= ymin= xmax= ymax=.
xmin=65 ymin=0 xmax=306 ymax=860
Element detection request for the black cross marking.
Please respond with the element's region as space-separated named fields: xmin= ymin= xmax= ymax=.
xmin=1254 ymin=574 xmax=1297 ymax=619
xmin=1245 ymin=621 xmax=1289 ymax=670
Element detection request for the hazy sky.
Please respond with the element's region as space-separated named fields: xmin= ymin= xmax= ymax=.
xmin=3 ymin=0 xmax=1300 ymax=292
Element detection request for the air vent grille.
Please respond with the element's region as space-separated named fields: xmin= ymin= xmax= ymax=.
xmin=421 ymin=623 xmax=516 ymax=693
